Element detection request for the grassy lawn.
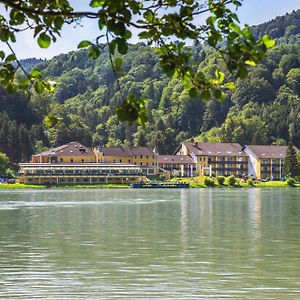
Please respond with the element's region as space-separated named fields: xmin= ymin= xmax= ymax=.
xmin=0 ymin=183 xmax=130 ymax=189
xmin=170 ymin=176 xmax=299 ymax=188
xmin=0 ymin=184 xmax=47 ymax=189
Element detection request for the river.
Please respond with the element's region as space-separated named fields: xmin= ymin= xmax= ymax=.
xmin=0 ymin=188 xmax=299 ymax=299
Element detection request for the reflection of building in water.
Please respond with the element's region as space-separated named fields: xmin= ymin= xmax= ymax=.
xmin=248 ymin=188 xmax=262 ymax=240
xmin=179 ymin=189 xmax=214 ymax=254
xmin=180 ymin=189 xmax=190 ymax=254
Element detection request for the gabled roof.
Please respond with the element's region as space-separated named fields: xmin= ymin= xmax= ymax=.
xmin=101 ymin=147 xmax=132 ymax=156
xmin=33 ymin=141 xmax=94 ymax=157
xmin=183 ymin=142 xmax=247 ymax=157
xmin=129 ymin=147 xmax=154 ymax=156
xmin=101 ymin=146 xmax=154 ymax=156
xmin=158 ymin=155 xmax=195 ymax=164
xmin=244 ymin=145 xmax=290 ymax=159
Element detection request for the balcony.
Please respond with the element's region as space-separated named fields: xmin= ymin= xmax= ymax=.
xmin=212 ymin=167 xmax=245 ymax=172
xmin=261 ymin=163 xmax=284 ymax=167
xmin=209 ymin=160 xmax=248 ymax=164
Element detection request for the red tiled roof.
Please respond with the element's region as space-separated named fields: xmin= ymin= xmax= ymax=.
xmin=245 ymin=145 xmax=292 ymax=159
xmin=158 ymin=155 xmax=195 ymax=164
xmin=33 ymin=141 xmax=94 ymax=157
xmin=101 ymin=146 xmax=154 ymax=156
xmin=101 ymin=147 xmax=132 ymax=156
xmin=184 ymin=142 xmax=247 ymax=156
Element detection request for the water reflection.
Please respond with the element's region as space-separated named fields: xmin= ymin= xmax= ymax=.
xmin=0 ymin=188 xmax=300 ymax=299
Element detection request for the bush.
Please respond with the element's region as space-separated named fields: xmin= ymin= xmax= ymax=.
xmin=228 ymin=175 xmax=236 ymax=186
xmin=247 ymin=178 xmax=255 ymax=186
xmin=204 ymin=177 xmax=215 ymax=187
xmin=286 ymin=178 xmax=296 ymax=187
xmin=216 ymin=176 xmax=225 ymax=185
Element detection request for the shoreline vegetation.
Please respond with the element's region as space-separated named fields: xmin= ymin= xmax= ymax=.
xmin=0 ymin=176 xmax=299 ymax=189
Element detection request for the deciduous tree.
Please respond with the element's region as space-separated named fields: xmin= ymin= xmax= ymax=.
xmin=0 ymin=0 xmax=274 ymax=123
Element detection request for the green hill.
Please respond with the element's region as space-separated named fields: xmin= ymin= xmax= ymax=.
xmin=1 ymin=10 xmax=300 ymax=163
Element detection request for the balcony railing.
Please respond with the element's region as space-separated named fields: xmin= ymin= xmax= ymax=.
xmin=212 ymin=167 xmax=245 ymax=171
xmin=261 ymin=163 xmax=284 ymax=167
xmin=209 ymin=160 xmax=248 ymax=164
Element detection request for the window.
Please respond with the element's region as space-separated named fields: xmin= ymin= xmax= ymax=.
xmin=70 ymin=159 xmax=73 ymax=163
xmin=60 ymin=158 xmax=63 ymax=162
xmin=140 ymin=155 xmax=143 ymax=159
xmin=146 ymin=162 xmax=149 ymax=166
xmin=140 ymin=162 xmax=143 ymax=166
xmin=120 ymin=159 xmax=122 ymax=163
xmin=199 ymin=158 xmax=202 ymax=161
xmin=113 ymin=159 xmax=115 ymax=163
xmin=128 ymin=160 xmax=131 ymax=163
xmin=81 ymin=159 xmax=84 ymax=163
xmin=146 ymin=155 xmax=148 ymax=159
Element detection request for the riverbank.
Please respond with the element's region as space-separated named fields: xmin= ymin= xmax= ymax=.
xmin=0 ymin=178 xmax=299 ymax=189
xmin=0 ymin=183 xmax=130 ymax=189
xmin=171 ymin=176 xmax=300 ymax=188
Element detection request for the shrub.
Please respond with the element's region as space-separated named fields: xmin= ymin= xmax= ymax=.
xmin=216 ymin=176 xmax=225 ymax=185
xmin=286 ymin=178 xmax=296 ymax=187
xmin=247 ymin=178 xmax=255 ymax=186
xmin=228 ymin=175 xmax=236 ymax=186
xmin=204 ymin=177 xmax=215 ymax=187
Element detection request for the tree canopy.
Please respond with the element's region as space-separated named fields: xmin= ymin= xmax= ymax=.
xmin=0 ymin=0 xmax=274 ymax=123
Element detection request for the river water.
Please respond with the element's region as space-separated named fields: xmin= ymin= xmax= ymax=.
xmin=0 ymin=188 xmax=299 ymax=299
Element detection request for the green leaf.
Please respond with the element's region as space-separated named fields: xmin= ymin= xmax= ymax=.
xmin=88 ymin=46 xmax=101 ymax=59
xmin=215 ymin=70 xmax=225 ymax=83
xmin=223 ymin=82 xmax=236 ymax=90
xmin=201 ymin=90 xmax=211 ymax=101
xmin=5 ymin=54 xmax=16 ymax=63
xmin=115 ymin=38 xmax=128 ymax=55
xmin=37 ymin=33 xmax=51 ymax=48
xmin=31 ymin=69 xmax=42 ymax=78
xmin=143 ymin=10 xmax=154 ymax=22
xmin=245 ymin=60 xmax=256 ymax=66
xmin=189 ymin=87 xmax=197 ymax=98
xmin=229 ymin=22 xmax=241 ymax=33
xmin=114 ymin=57 xmax=123 ymax=71
xmin=34 ymin=80 xmax=44 ymax=94
xmin=44 ymin=114 xmax=60 ymax=127
xmin=90 ymin=0 xmax=105 ymax=8
xmin=78 ymin=40 xmax=92 ymax=49
xmin=261 ymin=34 xmax=276 ymax=49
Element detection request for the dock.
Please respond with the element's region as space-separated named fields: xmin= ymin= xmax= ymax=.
xmin=130 ymin=182 xmax=190 ymax=188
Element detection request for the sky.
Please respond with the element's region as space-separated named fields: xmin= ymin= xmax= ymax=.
xmin=0 ymin=0 xmax=299 ymax=60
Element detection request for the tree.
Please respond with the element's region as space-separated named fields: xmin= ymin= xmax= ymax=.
xmin=0 ymin=0 xmax=275 ymax=124
xmin=284 ymin=143 xmax=298 ymax=178
xmin=0 ymin=152 xmax=10 ymax=177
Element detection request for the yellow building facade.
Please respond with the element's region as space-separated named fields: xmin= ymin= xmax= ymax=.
xmin=243 ymin=145 xmax=289 ymax=180
xmin=177 ymin=142 xmax=248 ymax=177
xmin=95 ymin=146 xmax=157 ymax=174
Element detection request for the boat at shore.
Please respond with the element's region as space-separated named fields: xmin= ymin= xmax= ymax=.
xmin=130 ymin=182 xmax=189 ymax=188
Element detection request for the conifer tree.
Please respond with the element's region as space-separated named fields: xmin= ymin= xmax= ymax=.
xmin=284 ymin=143 xmax=298 ymax=178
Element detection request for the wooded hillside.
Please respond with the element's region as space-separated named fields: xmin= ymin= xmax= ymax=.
xmin=1 ymin=10 xmax=300 ymax=163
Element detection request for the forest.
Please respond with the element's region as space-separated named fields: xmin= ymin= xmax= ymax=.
xmin=0 ymin=9 xmax=300 ymax=164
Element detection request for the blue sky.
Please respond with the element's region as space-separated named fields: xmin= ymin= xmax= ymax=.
xmin=1 ymin=0 xmax=299 ymax=60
